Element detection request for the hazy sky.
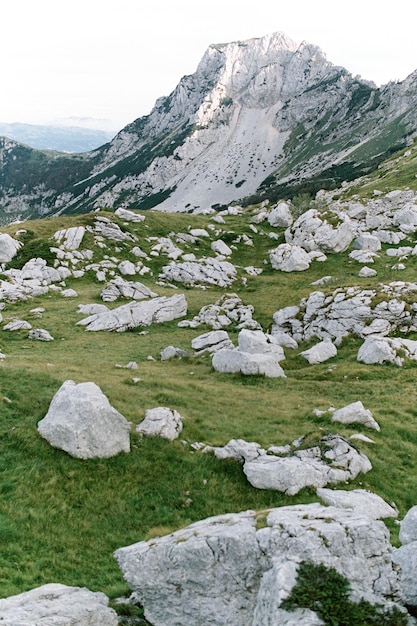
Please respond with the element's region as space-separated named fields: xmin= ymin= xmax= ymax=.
xmin=1 ymin=0 xmax=416 ymax=130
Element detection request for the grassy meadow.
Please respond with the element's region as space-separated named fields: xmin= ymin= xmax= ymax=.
xmin=2 ymin=155 xmax=417 ymax=605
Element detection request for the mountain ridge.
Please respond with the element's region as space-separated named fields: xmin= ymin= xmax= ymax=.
xmin=0 ymin=31 xmax=416 ymax=224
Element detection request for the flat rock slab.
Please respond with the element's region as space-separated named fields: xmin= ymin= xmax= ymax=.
xmin=136 ymin=407 xmax=183 ymax=440
xmin=317 ymin=488 xmax=398 ymax=519
xmin=38 ymin=380 xmax=131 ymax=459
xmin=77 ymin=294 xmax=187 ymax=332
xmin=0 ymin=583 xmax=118 ymax=625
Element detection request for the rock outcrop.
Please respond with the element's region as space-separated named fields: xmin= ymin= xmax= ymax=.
xmin=115 ymin=503 xmax=399 ymax=626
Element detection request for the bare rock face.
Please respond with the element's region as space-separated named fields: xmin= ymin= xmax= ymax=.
xmin=115 ymin=503 xmax=400 ymax=626
xmin=0 ymin=233 xmax=22 ymax=262
xmin=37 ymin=380 xmax=131 ymax=459
xmin=0 ymin=583 xmax=118 ymax=625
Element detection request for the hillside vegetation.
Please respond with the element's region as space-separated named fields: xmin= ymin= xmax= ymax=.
xmin=1 ymin=142 xmax=417 ymax=613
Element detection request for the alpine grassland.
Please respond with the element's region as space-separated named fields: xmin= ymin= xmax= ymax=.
xmin=1 ymin=141 xmax=417 ymax=611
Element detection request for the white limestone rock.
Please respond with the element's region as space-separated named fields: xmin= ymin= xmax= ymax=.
xmin=269 ymin=243 xmax=312 ymax=272
xmin=77 ymin=294 xmax=187 ymax=332
xmin=243 ymin=434 xmax=372 ymax=495
xmin=212 ymin=348 xmax=286 ymax=377
xmin=28 ymin=328 xmax=54 ymax=342
xmin=210 ymin=438 xmax=264 ymax=462
xmin=300 ymin=340 xmax=337 ymax=364
xmin=317 ymin=488 xmax=398 ymax=519
xmin=191 ymin=330 xmax=234 ymax=354
xmin=100 ymin=277 xmax=157 ymax=302
xmin=0 ymin=583 xmax=118 ymax=626
xmin=393 ymin=542 xmax=417 ymax=606
xmin=3 ymin=319 xmax=32 ymax=331
xmin=136 ymin=407 xmax=183 ymax=440
xmin=285 ymin=209 xmax=354 ymax=253
xmin=160 ymin=345 xmax=189 ymax=360
xmin=399 ymin=506 xmax=417 ymax=546
xmin=211 ymin=239 xmax=233 ymax=256
xmin=160 ymin=258 xmax=237 ymax=287
xmin=114 ymin=207 xmax=145 ymax=222
xmin=357 ymin=336 xmax=403 ymax=366
xmin=77 ymin=303 xmax=109 ymax=315
xmin=54 ymin=226 xmax=86 ymax=250
xmin=353 ymin=233 xmax=382 ymax=251
xmin=37 ymin=380 xmax=131 ymax=459
xmin=238 ymin=328 xmax=285 ymax=361
xmin=115 ymin=503 xmax=399 ymax=626
xmin=0 ymin=233 xmax=23 ymax=262
xmin=331 ymin=401 xmax=380 ymax=431
xmin=359 ymin=266 xmax=377 ymax=277
xmin=94 ymin=216 xmax=137 ymax=242
xmin=267 ymin=201 xmax=294 ymax=228
xmin=180 ymin=293 xmax=261 ymax=330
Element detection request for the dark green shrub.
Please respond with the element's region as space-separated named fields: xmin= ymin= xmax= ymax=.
xmin=7 ymin=238 xmax=56 ymax=269
xmin=281 ymin=561 xmax=407 ymax=626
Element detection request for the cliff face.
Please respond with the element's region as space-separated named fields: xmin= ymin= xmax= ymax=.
xmin=1 ymin=32 xmax=417 ymax=224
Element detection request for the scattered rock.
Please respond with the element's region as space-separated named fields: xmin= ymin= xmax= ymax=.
xmin=179 ymin=293 xmax=261 ymax=330
xmin=37 ymin=380 xmax=131 ymax=459
xmin=300 ymin=340 xmax=337 ymax=364
xmin=136 ymin=407 xmax=183 ymax=440
xmin=115 ymin=207 xmax=145 ymax=222
xmin=212 ymin=349 xmax=286 ymax=378
xmin=28 ymin=328 xmax=54 ymax=342
xmin=330 ymin=401 xmax=380 ymax=431
xmin=160 ymin=258 xmax=237 ymax=287
xmin=160 ymin=345 xmax=189 ymax=360
xmin=0 ymin=583 xmax=118 ymax=626
xmin=316 ymin=488 xmax=398 ymax=519
xmin=399 ymin=506 xmax=417 ymax=546
xmin=270 ymin=243 xmax=312 ymax=272
xmin=54 ymin=226 xmax=86 ymax=250
xmin=100 ymin=277 xmax=157 ymax=302
xmin=191 ymin=330 xmax=234 ymax=355
xmin=3 ymin=319 xmax=32 ymax=331
xmin=77 ymin=294 xmax=188 ymax=332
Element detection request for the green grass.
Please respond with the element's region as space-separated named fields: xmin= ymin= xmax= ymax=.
xmin=1 ymin=199 xmax=417 ymax=603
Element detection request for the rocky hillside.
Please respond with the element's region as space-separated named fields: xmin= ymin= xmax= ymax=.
xmin=2 ymin=140 xmax=417 ymax=623
xmin=1 ymin=32 xmax=417 ymax=225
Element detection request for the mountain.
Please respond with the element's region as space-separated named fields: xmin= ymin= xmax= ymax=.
xmin=1 ymin=31 xmax=417 ymax=224
xmin=0 ymin=122 xmax=115 ymax=153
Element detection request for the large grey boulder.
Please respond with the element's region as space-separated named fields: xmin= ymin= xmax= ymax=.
xmin=237 ymin=328 xmax=285 ymax=361
xmin=160 ymin=258 xmax=237 ymax=287
xmin=191 ymin=329 xmax=234 ymax=354
xmin=77 ymin=294 xmax=187 ymax=332
xmin=399 ymin=506 xmax=417 ymax=546
xmin=0 ymin=583 xmax=118 ymax=625
xmin=243 ymin=435 xmax=372 ymax=495
xmin=115 ymin=503 xmax=399 ymax=626
xmin=136 ymin=407 xmax=183 ymax=440
xmin=54 ymin=226 xmax=86 ymax=250
xmin=37 ymin=380 xmax=131 ymax=459
xmin=268 ymin=201 xmax=294 ymax=228
xmin=179 ymin=293 xmax=261 ymax=330
xmin=300 ymin=340 xmax=337 ymax=364
xmin=285 ymin=209 xmax=354 ymax=253
xmin=212 ymin=348 xmax=286 ymax=378
xmin=330 ymin=401 xmax=380 ymax=431
xmin=100 ymin=276 xmax=157 ymax=302
xmin=393 ymin=543 xmax=417 ymax=607
xmin=0 ymin=233 xmax=22 ymax=262
xmin=114 ymin=207 xmax=145 ymax=222
xmin=269 ymin=243 xmax=312 ymax=272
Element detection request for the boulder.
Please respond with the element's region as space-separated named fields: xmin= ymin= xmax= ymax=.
xmin=269 ymin=243 xmax=312 ymax=272
xmin=243 ymin=435 xmax=372 ymax=495
xmin=212 ymin=349 xmax=286 ymax=378
xmin=299 ymin=341 xmax=337 ymax=364
xmin=100 ymin=277 xmax=157 ymax=302
xmin=211 ymin=239 xmax=233 ymax=256
xmin=160 ymin=345 xmax=189 ymax=360
xmin=0 ymin=583 xmax=118 ymax=626
xmin=285 ymin=209 xmax=354 ymax=253
xmin=179 ymin=293 xmax=261 ymax=330
xmin=3 ymin=319 xmax=32 ymax=331
xmin=114 ymin=207 xmax=145 ymax=222
xmin=317 ymin=488 xmax=398 ymax=519
xmin=267 ymin=201 xmax=294 ymax=228
xmin=237 ymin=329 xmax=285 ymax=361
xmin=37 ymin=380 xmax=131 ymax=459
xmin=77 ymin=294 xmax=187 ymax=332
xmin=399 ymin=506 xmax=417 ymax=546
xmin=330 ymin=401 xmax=380 ymax=431
xmin=191 ymin=330 xmax=234 ymax=354
xmin=210 ymin=438 xmax=264 ymax=462
xmin=54 ymin=226 xmax=86 ymax=250
xmin=28 ymin=328 xmax=54 ymax=341
xmin=115 ymin=503 xmax=399 ymax=626
xmin=94 ymin=216 xmax=137 ymax=242
xmin=0 ymin=233 xmax=22 ymax=262
xmin=136 ymin=407 xmax=183 ymax=440
xmin=353 ymin=233 xmax=382 ymax=251
xmin=160 ymin=258 xmax=237 ymax=287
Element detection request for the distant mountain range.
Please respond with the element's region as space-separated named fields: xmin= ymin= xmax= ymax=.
xmin=0 ymin=122 xmax=116 ymax=153
xmin=0 ymin=31 xmax=417 ymax=224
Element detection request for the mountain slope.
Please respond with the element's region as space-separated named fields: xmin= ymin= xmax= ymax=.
xmin=0 ymin=32 xmax=417 ymax=225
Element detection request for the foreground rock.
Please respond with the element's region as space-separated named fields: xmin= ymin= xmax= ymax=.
xmin=330 ymin=400 xmax=380 ymax=431
xmin=212 ymin=349 xmax=286 ymax=377
xmin=0 ymin=583 xmax=118 ymax=625
xmin=38 ymin=380 xmax=131 ymax=459
xmin=160 ymin=257 xmax=237 ymax=287
xmin=115 ymin=503 xmax=400 ymax=626
xmin=243 ymin=434 xmax=371 ymax=494
xmin=317 ymin=488 xmax=398 ymax=519
xmin=136 ymin=407 xmax=184 ymax=440
xmin=77 ymin=294 xmax=187 ymax=331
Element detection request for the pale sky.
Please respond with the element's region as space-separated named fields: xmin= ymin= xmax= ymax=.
xmin=1 ymin=0 xmax=416 ymax=131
